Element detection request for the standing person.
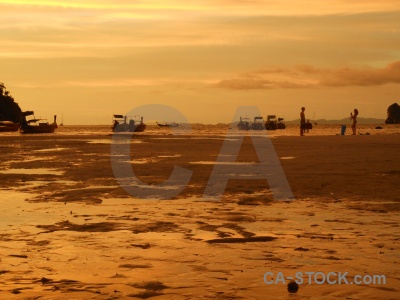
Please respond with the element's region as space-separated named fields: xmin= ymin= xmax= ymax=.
xmin=300 ymin=107 xmax=306 ymax=136
xmin=350 ymin=108 xmax=358 ymax=135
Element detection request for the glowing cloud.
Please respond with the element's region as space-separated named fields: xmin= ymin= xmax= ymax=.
xmin=215 ymin=61 xmax=400 ymax=89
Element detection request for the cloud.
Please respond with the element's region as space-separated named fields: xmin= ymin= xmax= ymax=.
xmin=214 ymin=61 xmax=400 ymax=89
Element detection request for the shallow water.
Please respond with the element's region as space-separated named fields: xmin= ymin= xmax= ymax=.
xmin=2 ymin=123 xmax=399 ymax=137
xmin=35 ymin=147 xmax=69 ymax=152
xmin=190 ymin=161 xmax=259 ymax=165
xmin=0 ymin=168 xmax=64 ymax=175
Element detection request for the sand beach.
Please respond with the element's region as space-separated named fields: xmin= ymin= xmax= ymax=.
xmin=0 ymin=129 xmax=399 ymax=299
xmin=3 ymin=0 xmax=400 ymax=297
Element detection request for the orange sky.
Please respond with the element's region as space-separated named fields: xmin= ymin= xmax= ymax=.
xmin=1 ymin=0 xmax=400 ymax=124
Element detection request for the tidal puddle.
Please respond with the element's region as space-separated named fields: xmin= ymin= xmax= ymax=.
xmin=6 ymin=157 xmax=55 ymax=164
xmin=89 ymin=139 xmax=143 ymax=144
xmin=0 ymin=168 xmax=64 ymax=175
xmin=158 ymin=154 xmax=182 ymax=158
xmin=35 ymin=148 xmax=69 ymax=152
xmin=63 ymin=185 xmax=119 ymax=192
xmin=189 ymin=161 xmax=258 ymax=165
xmin=128 ymin=155 xmax=181 ymax=164
xmin=130 ymin=158 xmax=159 ymax=164
xmin=151 ymin=137 xmax=186 ymax=140
xmin=17 ymin=180 xmax=78 ymax=189
xmin=190 ymin=137 xmax=240 ymax=141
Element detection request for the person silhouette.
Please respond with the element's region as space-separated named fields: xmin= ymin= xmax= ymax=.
xmin=350 ymin=109 xmax=358 ymax=135
xmin=300 ymin=107 xmax=306 ymax=136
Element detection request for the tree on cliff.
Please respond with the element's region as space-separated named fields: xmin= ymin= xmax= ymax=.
xmin=385 ymin=103 xmax=400 ymax=124
xmin=0 ymin=83 xmax=22 ymax=123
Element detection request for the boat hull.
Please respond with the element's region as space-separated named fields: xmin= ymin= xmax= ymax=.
xmin=265 ymin=121 xmax=277 ymax=130
xmin=250 ymin=123 xmax=264 ymax=130
xmin=156 ymin=122 xmax=178 ymax=128
xmin=112 ymin=123 xmax=147 ymax=132
xmin=277 ymin=123 xmax=286 ymax=129
xmin=0 ymin=123 xmax=20 ymax=132
xmin=20 ymin=123 xmax=57 ymax=134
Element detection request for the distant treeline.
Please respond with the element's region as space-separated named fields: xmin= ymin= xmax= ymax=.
xmin=0 ymin=83 xmax=21 ymax=123
xmin=285 ymin=117 xmax=385 ymax=125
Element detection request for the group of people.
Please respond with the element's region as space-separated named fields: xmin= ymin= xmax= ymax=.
xmin=300 ymin=107 xmax=358 ymax=136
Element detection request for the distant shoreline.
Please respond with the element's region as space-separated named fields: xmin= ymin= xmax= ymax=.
xmin=285 ymin=117 xmax=385 ymax=125
xmin=50 ymin=119 xmax=387 ymax=126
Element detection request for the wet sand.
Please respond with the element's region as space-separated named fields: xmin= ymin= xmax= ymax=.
xmin=0 ymin=133 xmax=399 ymax=299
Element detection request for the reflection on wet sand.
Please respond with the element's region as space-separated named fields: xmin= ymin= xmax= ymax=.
xmin=0 ymin=168 xmax=64 ymax=175
xmin=0 ymin=133 xmax=399 ymax=299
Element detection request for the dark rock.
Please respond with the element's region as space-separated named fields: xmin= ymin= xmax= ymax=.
xmin=287 ymin=280 xmax=299 ymax=293
xmin=385 ymin=103 xmax=400 ymax=124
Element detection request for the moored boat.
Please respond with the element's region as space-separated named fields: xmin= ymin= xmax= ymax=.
xmin=20 ymin=111 xmax=57 ymax=134
xmin=156 ymin=121 xmax=178 ymax=127
xmin=237 ymin=117 xmax=250 ymax=130
xmin=112 ymin=114 xmax=146 ymax=132
xmin=0 ymin=121 xmax=20 ymax=132
xmin=277 ymin=117 xmax=286 ymax=129
xmin=251 ymin=116 xmax=265 ymax=130
xmin=265 ymin=115 xmax=287 ymax=130
xmin=265 ymin=115 xmax=277 ymax=130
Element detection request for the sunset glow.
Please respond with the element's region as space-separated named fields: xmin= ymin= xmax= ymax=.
xmin=1 ymin=0 xmax=400 ymax=124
